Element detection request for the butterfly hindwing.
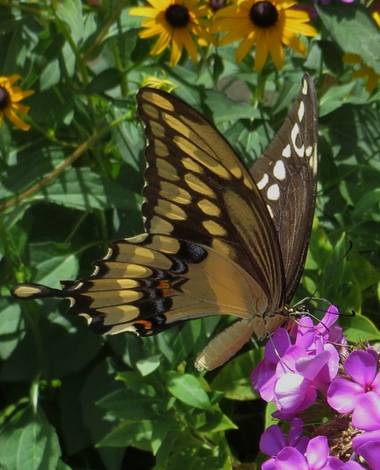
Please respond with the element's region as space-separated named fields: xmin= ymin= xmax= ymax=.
xmin=250 ymin=75 xmax=318 ymax=301
xmin=13 ymin=234 xmax=269 ymax=338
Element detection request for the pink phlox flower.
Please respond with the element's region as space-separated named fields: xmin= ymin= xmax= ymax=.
xmin=252 ymin=327 xmax=291 ymax=402
xmin=338 ymin=462 xmax=366 ymax=470
xmin=327 ymin=349 xmax=380 ymax=431
xmin=262 ymin=435 xmax=343 ymax=470
xmin=273 ymin=344 xmax=339 ymax=418
xmin=352 ymin=429 xmax=380 ymax=470
xmin=260 ymin=418 xmax=309 ymax=469
xmin=292 ymin=306 xmax=343 ymax=354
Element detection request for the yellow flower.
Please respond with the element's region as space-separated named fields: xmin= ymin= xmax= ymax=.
xmin=130 ymin=0 xmax=208 ymax=66
xmin=141 ymin=75 xmax=177 ymax=92
xmin=213 ymin=0 xmax=317 ymax=71
xmin=0 ymin=75 xmax=34 ymax=131
xmin=369 ymin=0 xmax=380 ymax=27
xmin=344 ymin=53 xmax=379 ymax=93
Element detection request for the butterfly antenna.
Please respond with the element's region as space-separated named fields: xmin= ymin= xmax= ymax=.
xmin=267 ymin=332 xmax=296 ymax=373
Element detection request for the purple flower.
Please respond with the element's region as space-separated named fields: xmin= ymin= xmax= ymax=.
xmin=262 ymin=435 xmax=343 ymax=470
xmin=260 ymin=418 xmax=309 ymax=467
xmin=252 ymin=327 xmax=291 ymax=402
xmin=290 ymin=305 xmax=343 ymax=353
xmin=327 ymin=349 xmax=380 ymax=431
xmin=339 ymin=462 xmax=366 ymax=470
xmin=352 ymin=430 xmax=380 ymax=470
xmin=252 ymin=306 xmax=341 ymax=417
xmin=273 ymin=344 xmax=339 ymax=418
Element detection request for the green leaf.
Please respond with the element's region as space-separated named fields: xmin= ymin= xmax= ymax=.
xmin=0 ymin=299 xmax=25 ymax=360
xmin=55 ymin=0 xmax=84 ymax=44
xmin=196 ymin=412 xmax=237 ymax=433
xmin=212 ymin=349 xmax=261 ymax=401
xmin=97 ymin=389 xmax=161 ymax=420
xmin=319 ymin=82 xmax=356 ymax=117
xmin=320 ymin=233 xmax=347 ymax=300
xmin=264 ymin=402 xmax=279 ymax=429
xmin=98 ymin=420 xmax=154 ymax=449
xmin=204 ymin=90 xmax=258 ymax=123
xmin=86 ymin=69 xmax=123 ymax=94
xmin=166 ymin=373 xmax=211 ymax=410
xmin=0 ymin=407 xmax=61 ymax=470
xmin=136 ymin=354 xmax=161 ymax=376
xmin=317 ymin=5 xmax=380 ymax=74
xmin=342 ymin=314 xmax=380 ymax=342
xmin=30 ymin=243 xmax=79 ymax=286
xmin=353 ymin=188 xmax=380 ymax=216
xmin=31 ymin=168 xmax=136 ymax=211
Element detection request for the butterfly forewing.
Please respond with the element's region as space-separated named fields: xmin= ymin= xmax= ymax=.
xmin=138 ymin=87 xmax=285 ymax=311
xmin=250 ymin=75 xmax=318 ymax=302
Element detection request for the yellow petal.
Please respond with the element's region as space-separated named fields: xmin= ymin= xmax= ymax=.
xmin=254 ymin=31 xmax=269 ymax=71
xmin=284 ymin=20 xmax=317 ymax=36
xmin=170 ymin=30 xmax=183 ymax=66
xmin=151 ymin=30 xmax=171 ymax=55
xmin=235 ymin=34 xmax=256 ymax=62
xmin=268 ymin=29 xmax=284 ymax=69
xmin=129 ymin=6 xmax=158 ymax=18
xmin=4 ymin=107 xmax=30 ymax=131
xmin=182 ymin=28 xmax=198 ymax=62
xmin=9 ymin=88 xmax=34 ymax=102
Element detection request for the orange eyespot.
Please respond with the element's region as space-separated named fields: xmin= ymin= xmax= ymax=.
xmin=135 ymin=320 xmax=153 ymax=329
xmin=158 ymin=280 xmax=174 ymax=297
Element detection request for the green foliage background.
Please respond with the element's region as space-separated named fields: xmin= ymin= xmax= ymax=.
xmin=0 ymin=1 xmax=380 ymax=469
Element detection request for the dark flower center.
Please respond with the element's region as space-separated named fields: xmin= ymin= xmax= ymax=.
xmin=210 ymin=0 xmax=226 ymax=12
xmin=249 ymin=1 xmax=279 ymax=28
xmin=0 ymin=86 xmax=9 ymax=110
xmin=165 ymin=4 xmax=190 ymax=28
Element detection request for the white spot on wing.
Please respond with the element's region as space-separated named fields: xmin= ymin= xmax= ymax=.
xmin=298 ymin=101 xmax=305 ymax=122
xmin=302 ymin=79 xmax=308 ymax=95
xmin=257 ymin=173 xmax=269 ymax=190
xmin=313 ymin=145 xmax=318 ymax=175
xmin=91 ymin=266 xmax=100 ymax=276
xmin=306 ymin=145 xmax=313 ymax=157
xmin=282 ymin=144 xmax=291 ymax=158
xmin=266 ymin=204 xmax=274 ymax=218
xmin=273 ymin=160 xmax=286 ymax=181
xmin=291 ymin=123 xmax=305 ymax=157
xmin=267 ymin=184 xmax=280 ymax=201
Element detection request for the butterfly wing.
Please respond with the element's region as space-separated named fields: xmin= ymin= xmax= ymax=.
xmin=12 ymin=75 xmax=317 ymax=371
xmin=138 ymin=87 xmax=285 ymax=312
xmin=250 ymin=74 xmax=318 ymax=302
xmin=12 ymin=234 xmax=269 ymax=337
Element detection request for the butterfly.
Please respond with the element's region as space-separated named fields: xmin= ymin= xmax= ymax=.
xmin=12 ymin=74 xmax=318 ymax=371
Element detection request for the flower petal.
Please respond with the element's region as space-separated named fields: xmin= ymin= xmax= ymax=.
xmin=305 ymin=436 xmax=328 ymax=469
xmin=276 ymin=447 xmax=308 ymax=470
xmin=327 ymin=378 xmax=363 ymax=413
xmin=260 ymin=425 xmax=286 ymax=457
xmin=352 ymin=392 xmax=380 ymax=431
xmin=265 ymin=328 xmax=291 ymax=363
xmin=344 ymin=350 xmax=378 ymax=387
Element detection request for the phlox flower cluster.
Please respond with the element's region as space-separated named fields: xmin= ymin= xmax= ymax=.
xmin=252 ymin=305 xmax=380 ymax=469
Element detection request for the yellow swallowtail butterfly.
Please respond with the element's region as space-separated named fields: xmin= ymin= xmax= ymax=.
xmin=12 ymin=74 xmax=318 ymax=371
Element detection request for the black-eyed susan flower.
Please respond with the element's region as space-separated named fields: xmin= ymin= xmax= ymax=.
xmin=141 ymin=75 xmax=177 ymax=92
xmin=0 ymin=75 xmax=33 ymax=131
xmin=130 ymin=0 xmax=208 ymax=66
xmin=344 ymin=53 xmax=379 ymax=92
xmin=213 ymin=0 xmax=317 ymax=71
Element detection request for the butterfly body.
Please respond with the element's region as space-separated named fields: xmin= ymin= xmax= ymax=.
xmin=13 ymin=75 xmax=318 ymax=371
